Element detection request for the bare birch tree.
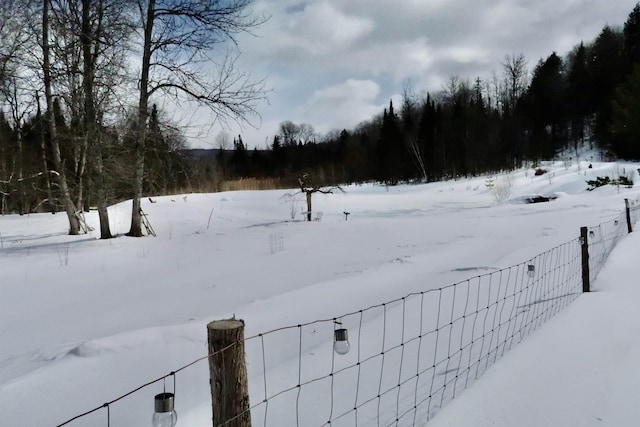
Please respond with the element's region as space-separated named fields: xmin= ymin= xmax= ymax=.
xmin=78 ymin=0 xmax=132 ymax=238
xmin=401 ymin=82 xmax=427 ymax=181
xmin=42 ymin=0 xmax=82 ymax=234
xmin=127 ymin=0 xmax=267 ymax=237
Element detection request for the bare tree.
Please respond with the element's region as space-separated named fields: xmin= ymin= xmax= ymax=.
xmin=127 ymin=0 xmax=267 ymax=236
xmin=0 ymin=1 xmax=27 ymax=84
xmin=79 ymin=0 xmax=132 ymax=238
xmin=30 ymin=0 xmax=132 ymax=237
xmin=297 ymin=123 xmax=316 ymax=144
xmin=296 ymin=173 xmax=343 ymax=222
xmin=400 ymin=81 xmax=427 ymax=181
xmin=502 ymin=53 xmax=528 ymax=113
xmin=278 ymin=120 xmax=300 ymax=146
xmin=42 ymin=0 xmax=82 ymax=234
xmin=215 ymin=129 xmax=232 ymax=150
xmin=0 ymin=1 xmax=35 ymax=214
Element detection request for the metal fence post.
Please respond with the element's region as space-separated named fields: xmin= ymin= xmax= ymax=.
xmin=580 ymin=226 xmax=590 ymax=293
xmin=207 ymin=319 xmax=252 ymax=427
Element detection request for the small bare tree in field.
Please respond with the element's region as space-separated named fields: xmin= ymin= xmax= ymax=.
xmin=493 ymin=174 xmax=513 ymax=204
xmin=279 ymin=192 xmax=303 ymax=220
xmin=296 ymin=173 xmax=343 ymax=222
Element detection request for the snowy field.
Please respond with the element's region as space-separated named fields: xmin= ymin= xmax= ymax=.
xmin=1 ymin=154 xmax=640 ymax=426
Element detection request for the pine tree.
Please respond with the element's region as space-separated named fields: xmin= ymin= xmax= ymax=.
xmin=377 ymin=100 xmax=405 ymax=183
xmin=624 ymin=3 xmax=640 ymax=71
xmin=611 ymin=65 xmax=640 ymax=158
xmin=567 ymin=42 xmax=591 ymax=147
xmin=589 ymin=26 xmax=625 ymax=144
xmin=526 ymin=52 xmax=567 ymax=158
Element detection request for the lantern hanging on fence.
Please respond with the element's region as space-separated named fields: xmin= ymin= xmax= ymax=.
xmin=334 ymin=328 xmax=350 ymax=355
xmin=153 ymin=392 xmax=178 ymax=427
xmin=527 ymin=264 xmax=535 ymax=278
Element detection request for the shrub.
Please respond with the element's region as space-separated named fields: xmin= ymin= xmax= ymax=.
xmin=586 ymin=175 xmax=634 ymax=191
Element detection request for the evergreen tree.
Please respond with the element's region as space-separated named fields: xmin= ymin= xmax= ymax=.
xmin=418 ymin=95 xmax=440 ymax=180
xmin=589 ymin=26 xmax=625 ymax=144
xmin=377 ymin=100 xmax=405 ymax=183
xmin=526 ymin=53 xmax=567 ymax=158
xmin=567 ymin=42 xmax=591 ymax=147
xmin=624 ymin=3 xmax=640 ymax=71
xmin=611 ymin=65 xmax=640 ymax=158
xmin=231 ymin=134 xmax=249 ymax=177
xmin=271 ymin=134 xmax=286 ymax=175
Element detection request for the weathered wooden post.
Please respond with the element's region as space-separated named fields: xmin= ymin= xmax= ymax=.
xmin=625 ymin=198 xmax=633 ymax=233
xmin=207 ymin=319 xmax=251 ymax=427
xmin=580 ymin=227 xmax=590 ymax=293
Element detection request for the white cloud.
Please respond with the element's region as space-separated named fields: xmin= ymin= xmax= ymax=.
xmin=299 ymin=79 xmax=384 ymax=133
xmin=247 ymin=0 xmax=375 ymax=60
xmin=439 ymin=46 xmax=491 ymax=65
xmin=185 ymin=0 xmax=640 ymax=149
xmin=287 ymin=2 xmax=375 ymax=49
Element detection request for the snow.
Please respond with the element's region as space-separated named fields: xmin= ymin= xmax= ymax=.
xmin=1 ymin=155 xmax=639 ymax=426
xmin=428 ymin=231 xmax=640 ymax=427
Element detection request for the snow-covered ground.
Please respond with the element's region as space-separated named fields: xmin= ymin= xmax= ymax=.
xmin=1 ymin=154 xmax=639 ymax=426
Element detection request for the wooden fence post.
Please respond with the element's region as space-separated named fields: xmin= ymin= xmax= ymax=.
xmin=625 ymin=199 xmax=633 ymax=233
xmin=207 ymin=319 xmax=251 ymax=427
xmin=580 ymin=226 xmax=590 ymax=293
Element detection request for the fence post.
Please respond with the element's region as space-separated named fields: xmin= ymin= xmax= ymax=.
xmin=580 ymin=226 xmax=590 ymax=293
xmin=207 ymin=319 xmax=252 ymax=427
xmin=625 ymin=198 xmax=633 ymax=233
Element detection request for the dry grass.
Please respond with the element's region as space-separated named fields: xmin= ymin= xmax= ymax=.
xmin=171 ymin=177 xmax=297 ymax=195
xmin=220 ymin=177 xmax=293 ymax=192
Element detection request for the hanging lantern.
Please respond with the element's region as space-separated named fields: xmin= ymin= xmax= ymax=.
xmin=334 ymin=328 xmax=350 ymax=355
xmin=589 ymin=230 xmax=595 ymax=238
xmin=153 ymin=393 xmax=178 ymax=427
xmin=527 ymin=264 xmax=535 ymax=278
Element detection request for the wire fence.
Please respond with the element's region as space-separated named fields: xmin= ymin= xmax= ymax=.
xmin=587 ymin=197 xmax=640 ymax=284
xmin=54 ymin=197 xmax=640 ymax=427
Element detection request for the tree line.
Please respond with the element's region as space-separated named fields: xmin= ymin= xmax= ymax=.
xmin=2 ymin=2 xmax=640 ymax=231
xmin=214 ymin=3 xmax=640 ymax=187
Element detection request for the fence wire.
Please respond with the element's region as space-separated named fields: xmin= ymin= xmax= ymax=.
xmin=587 ymin=196 xmax=640 ymax=283
xmin=238 ymin=239 xmax=582 ymax=427
xmin=54 ymin=197 xmax=640 ymax=427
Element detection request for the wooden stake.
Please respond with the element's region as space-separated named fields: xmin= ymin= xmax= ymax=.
xmin=207 ymin=319 xmax=251 ymax=427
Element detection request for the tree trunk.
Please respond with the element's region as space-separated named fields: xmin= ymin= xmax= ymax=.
xmin=37 ymin=93 xmax=55 ymax=213
xmin=74 ymin=136 xmax=88 ymax=213
xmin=305 ymin=191 xmax=312 ymax=221
xmin=82 ymin=0 xmax=112 ymax=239
xmin=93 ymin=139 xmax=112 ymax=239
xmin=128 ymin=0 xmax=155 ymax=237
xmin=17 ymin=124 xmax=25 ymax=215
xmin=128 ymin=142 xmax=145 ymax=236
xmin=42 ymin=0 xmax=80 ymax=235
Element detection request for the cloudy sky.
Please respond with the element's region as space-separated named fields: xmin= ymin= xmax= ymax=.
xmin=185 ymin=0 xmax=639 ymax=149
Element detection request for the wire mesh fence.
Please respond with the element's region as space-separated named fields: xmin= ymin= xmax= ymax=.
xmin=54 ymin=197 xmax=640 ymax=427
xmin=239 ymin=239 xmax=582 ymax=426
xmin=586 ymin=197 xmax=640 ymax=283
